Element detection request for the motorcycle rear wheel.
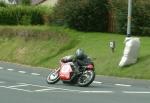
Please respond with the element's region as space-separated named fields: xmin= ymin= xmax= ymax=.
xmin=46 ymin=71 xmax=60 ymax=84
xmin=77 ymin=70 xmax=95 ymax=87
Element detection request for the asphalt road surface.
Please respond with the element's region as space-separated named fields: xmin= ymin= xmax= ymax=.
xmin=0 ymin=62 xmax=150 ymax=103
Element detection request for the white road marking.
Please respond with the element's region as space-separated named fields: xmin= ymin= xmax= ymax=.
xmin=0 ymin=86 xmax=33 ymax=92
xmin=15 ymin=83 xmax=114 ymax=93
xmin=123 ymin=91 xmax=150 ymax=94
xmin=35 ymin=88 xmax=58 ymax=92
xmin=57 ymin=88 xmax=81 ymax=92
xmin=47 ymin=91 xmax=79 ymax=93
xmin=22 ymin=83 xmax=53 ymax=88
xmin=80 ymin=91 xmax=113 ymax=93
xmin=16 ymin=83 xmax=62 ymax=90
xmin=17 ymin=83 xmax=29 ymax=85
xmin=18 ymin=71 xmax=26 ymax=74
xmin=31 ymin=73 xmax=40 ymax=76
xmin=115 ymin=84 xmax=132 ymax=87
xmin=0 ymin=81 xmax=5 ymax=83
xmin=27 ymin=84 xmax=72 ymax=91
xmin=13 ymin=83 xmax=89 ymax=93
xmin=8 ymin=84 xmax=30 ymax=88
xmin=7 ymin=69 xmax=14 ymax=71
xmin=93 ymin=81 xmax=102 ymax=84
xmin=0 ymin=67 xmax=4 ymax=70
xmin=52 ymin=88 xmax=113 ymax=93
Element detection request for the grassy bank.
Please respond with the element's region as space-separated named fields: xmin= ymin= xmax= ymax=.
xmin=0 ymin=26 xmax=150 ymax=79
xmin=0 ymin=26 xmax=76 ymax=67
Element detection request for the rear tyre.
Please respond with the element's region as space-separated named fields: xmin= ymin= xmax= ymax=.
xmin=46 ymin=71 xmax=60 ymax=84
xmin=77 ymin=70 xmax=95 ymax=87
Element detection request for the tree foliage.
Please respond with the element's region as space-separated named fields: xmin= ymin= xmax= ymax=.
xmin=53 ymin=0 xmax=109 ymax=32
xmin=112 ymin=0 xmax=150 ymax=36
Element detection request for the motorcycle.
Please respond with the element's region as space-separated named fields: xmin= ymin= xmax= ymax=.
xmin=46 ymin=61 xmax=95 ymax=87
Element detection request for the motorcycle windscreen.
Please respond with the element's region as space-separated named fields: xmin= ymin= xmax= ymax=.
xmin=59 ymin=64 xmax=73 ymax=80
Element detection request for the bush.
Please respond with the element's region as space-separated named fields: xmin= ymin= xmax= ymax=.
xmin=132 ymin=1 xmax=150 ymax=36
xmin=112 ymin=0 xmax=150 ymax=36
xmin=20 ymin=15 xmax=31 ymax=25
xmin=0 ymin=5 xmax=51 ymax=25
xmin=53 ymin=0 xmax=109 ymax=32
xmin=0 ymin=1 xmax=7 ymax=7
xmin=111 ymin=0 xmax=127 ymax=34
xmin=21 ymin=0 xmax=31 ymax=5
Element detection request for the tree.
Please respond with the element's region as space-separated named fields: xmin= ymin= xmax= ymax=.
xmin=53 ymin=0 xmax=109 ymax=32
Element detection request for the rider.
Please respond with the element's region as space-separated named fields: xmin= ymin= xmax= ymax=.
xmin=61 ymin=49 xmax=92 ymax=73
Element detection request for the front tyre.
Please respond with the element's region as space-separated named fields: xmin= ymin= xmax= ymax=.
xmin=77 ymin=70 xmax=95 ymax=87
xmin=46 ymin=71 xmax=60 ymax=84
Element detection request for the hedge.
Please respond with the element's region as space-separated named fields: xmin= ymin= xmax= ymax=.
xmin=112 ymin=0 xmax=150 ymax=36
xmin=53 ymin=0 xmax=109 ymax=32
xmin=0 ymin=5 xmax=51 ymax=25
xmin=53 ymin=0 xmax=150 ymax=36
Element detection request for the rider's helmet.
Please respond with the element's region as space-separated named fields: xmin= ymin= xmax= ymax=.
xmin=75 ymin=49 xmax=85 ymax=59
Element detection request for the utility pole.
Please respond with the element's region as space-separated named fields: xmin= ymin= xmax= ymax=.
xmin=119 ymin=0 xmax=140 ymax=67
xmin=127 ymin=0 xmax=132 ymax=37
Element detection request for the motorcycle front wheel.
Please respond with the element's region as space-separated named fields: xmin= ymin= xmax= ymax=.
xmin=77 ymin=70 xmax=95 ymax=87
xmin=46 ymin=71 xmax=60 ymax=84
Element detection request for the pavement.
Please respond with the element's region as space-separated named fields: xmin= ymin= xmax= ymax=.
xmin=0 ymin=61 xmax=150 ymax=103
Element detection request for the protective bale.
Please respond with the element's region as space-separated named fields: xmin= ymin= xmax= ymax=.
xmin=119 ymin=37 xmax=140 ymax=67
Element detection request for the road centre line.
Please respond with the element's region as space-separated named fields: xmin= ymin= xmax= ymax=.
xmin=1 ymin=83 xmax=149 ymax=94
xmin=53 ymin=88 xmax=113 ymax=93
xmin=7 ymin=69 xmax=14 ymax=71
xmin=18 ymin=71 xmax=26 ymax=74
xmin=29 ymin=84 xmax=74 ymax=91
xmin=123 ymin=91 xmax=150 ymax=94
xmin=17 ymin=83 xmax=29 ymax=85
xmin=15 ymin=83 xmax=93 ymax=92
xmin=115 ymin=84 xmax=132 ymax=87
xmin=19 ymin=83 xmax=82 ymax=92
xmin=93 ymin=81 xmax=102 ymax=84
xmin=16 ymin=83 xmax=56 ymax=89
xmin=0 ymin=82 xmax=89 ymax=93
xmin=31 ymin=73 xmax=40 ymax=76
xmin=35 ymin=88 xmax=58 ymax=92
xmin=0 ymin=85 xmax=33 ymax=92
xmin=35 ymin=87 xmax=114 ymax=93
xmin=79 ymin=91 xmax=113 ymax=93
xmin=0 ymin=67 xmax=40 ymax=76
xmin=16 ymin=83 xmax=64 ymax=90
xmin=8 ymin=84 xmax=30 ymax=88
xmin=45 ymin=90 xmax=114 ymax=93
xmin=0 ymin=81 xmax=5 ymax=83
xmin=0 ymin=84 xmax=114 ymax=93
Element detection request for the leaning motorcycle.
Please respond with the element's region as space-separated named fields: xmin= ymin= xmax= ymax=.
xmin=46 ymin=61 xmax=95 ymax=87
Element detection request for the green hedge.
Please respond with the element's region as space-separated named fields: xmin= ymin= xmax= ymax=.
xmin=21 ymin=0 xmax=31 ymax=5
xmin=53 ymin=0 xmax=150 ymax=35
xmin=112 ymin=0 xmax=150 ymax=36
xmin=53 ymin=0 xmax=109 ymax=32
xmin=0 ymin=5 xmax=50 ymax=25
xmin=0 ymin=1 xmax=7 ymax=7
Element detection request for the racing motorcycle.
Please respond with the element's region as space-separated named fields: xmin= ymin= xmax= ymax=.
xmin=46 ymin=60 xmax=95 ymax=87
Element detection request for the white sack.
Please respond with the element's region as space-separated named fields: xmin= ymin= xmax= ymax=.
xmin=119 ymin=37 xmax=140 ymax=67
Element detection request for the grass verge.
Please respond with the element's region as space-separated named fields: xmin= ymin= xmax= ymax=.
xmin=0 ymin=26 xmax=150 ymax=79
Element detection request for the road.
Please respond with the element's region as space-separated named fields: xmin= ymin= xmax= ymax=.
xmin=0 ymin=62 xmax=150 ymax=103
